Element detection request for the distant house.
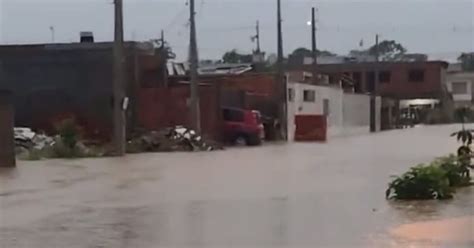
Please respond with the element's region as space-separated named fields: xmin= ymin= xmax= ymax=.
xmin=458 ymin=52 xmax=474 ymax=71
xmin=290 ymin=60 xmax=452 ymax=126
xmin=445 ymin=63 xmax=474 ymax=108
xmin=400 ymin=53 xmax=428 ymax=62
xmin=295 ymin=61 xmax=449 ymax=99
xmin=289 ymin=54 xmax=377 ymax=67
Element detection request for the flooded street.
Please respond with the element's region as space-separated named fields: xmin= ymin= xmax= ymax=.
xmin=1 ymin=125 xmax=473 ymax=248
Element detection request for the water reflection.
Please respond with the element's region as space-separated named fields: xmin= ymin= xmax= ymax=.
xmin=390 ymin=216 xmax=474 ymax=247
xmin=270 ymin=196 xmax=289 ymax=246
xmin=186 ymin=201 xmax=206 ymax=247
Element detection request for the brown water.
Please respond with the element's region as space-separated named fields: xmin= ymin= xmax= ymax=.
xmin=0 ymin=125 xmax=473 ymax=248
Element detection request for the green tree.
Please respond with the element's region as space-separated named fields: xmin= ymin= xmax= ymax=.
xmin=290 ymin=47 xmax=336 ymax=57
xmin=350 ymin=40 xmax=407 ymax=61
xmin=222 ymin=49 xmax=253 ymax=63
xmin=458 ymin=53 xmax=474 ymax=71
xmin=368 ymin=40 xmax=407 ymax=61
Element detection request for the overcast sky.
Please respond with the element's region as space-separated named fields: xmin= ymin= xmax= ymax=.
xmin=0 ymin=0 xmax=473 ymax=61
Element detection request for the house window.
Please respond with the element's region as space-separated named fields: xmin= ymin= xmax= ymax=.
xmin=452 ymin=82 xmax=468 ymax=94
xmin=288 ymin=88 xmax=295 ymax=102
xmin=408 ymin=69 xmax=425 ymax=82
xmin=379 ymin=71 xmax=391 ymax=83
xmin=323 ymin=99 xmax=330 ymax=116
xmin=303 ymin=90 xmax=316 ymax=102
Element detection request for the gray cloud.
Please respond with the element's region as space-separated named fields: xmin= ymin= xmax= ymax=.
xmin=0 ymin=0 xmax=473 ymax=61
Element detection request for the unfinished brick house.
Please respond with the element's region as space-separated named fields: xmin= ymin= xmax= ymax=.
xmin=0 ymin=41 xmax=167 ymax=139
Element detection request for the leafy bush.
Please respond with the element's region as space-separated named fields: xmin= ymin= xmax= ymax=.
xmin=450 ymin=125 xmax=473 ymax=182
xmin=387 ymin=154 xmax=472 ymax=200
xmin=55 ymin=118 xmax=81 ymax=150
xmin=52 ymin=140 xmax=85 ymax=158
xmin=387 ymin=119 xmax=474 ymax=200
xmin=52 ymin=118 xmax=86 ymax=158
xmin=386 ymin=164 xmax=454 ymax=200
xmin=435 ymin=155 xmax=471 ymax=187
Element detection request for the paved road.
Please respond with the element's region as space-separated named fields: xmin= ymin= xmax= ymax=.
xmin=0 ymin=125 xmax=473 ymax=248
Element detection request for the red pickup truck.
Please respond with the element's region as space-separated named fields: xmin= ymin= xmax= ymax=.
xmin=222 ymin=107 xmax=265 ymax=146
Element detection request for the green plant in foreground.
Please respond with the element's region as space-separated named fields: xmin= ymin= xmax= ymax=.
xmin=386 ymin=155 xmax=472 ymax=200
xmin=435 ymin=155 xmax=471 ymax=187
xmin=450 ymin=119 xmax=473 ymax=181
xmin=386 ymin=164 xmax=454 ymax=200
xmin=387 ymin=117 xmax=473 ymax=200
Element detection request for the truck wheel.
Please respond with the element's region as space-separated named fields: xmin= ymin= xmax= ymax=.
xmin=246 ymin=134 xmax=262 ymax=146
xmin=235 ymin=135 xmax=248 ymax=146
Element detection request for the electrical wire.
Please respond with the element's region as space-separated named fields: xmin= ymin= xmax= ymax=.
xmin=163 ymin=0 xmax=188 ymax=32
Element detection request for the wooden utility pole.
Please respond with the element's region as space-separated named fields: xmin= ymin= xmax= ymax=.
xmin=189 ymin=0 xmax=201 ymax=133
xmin=161 ymin=30 xmax=165 ymax=45
xmin=370 ymin=34 xmax=380 ymax=132
xmin=160 ymin=29 xmax=169 ymax=88
xmin=113 ymin=0 xmax=126 ymax=155
xmin=311 ymin=7 xmax=318 ymax=85
xmin=49 ymin=26 xmax=55 ymax=43
xmin=255 ymin=20 xmax=261 ymax=53
xmin=0 ymin=90 xmax=15 ymax=168
xmin=276 ymin=0 xmax=287 ymax=140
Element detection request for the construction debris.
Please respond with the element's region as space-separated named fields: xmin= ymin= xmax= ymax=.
xmin=14 ymin=128 xmax=55 ymax=150
xmin=127 ymin=126 xmax=221 ymax=153
xmin=14 ymin=126 xmax=220 ymax=159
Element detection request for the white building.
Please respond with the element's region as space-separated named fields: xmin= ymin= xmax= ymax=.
xmin=287 ymin=81 xmax=381 ymax=141
xmin=445 ymin=63 xmax=474 ymax=108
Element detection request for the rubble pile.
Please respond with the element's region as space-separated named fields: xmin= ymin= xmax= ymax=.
xmin=14 ymin=127 xmax=104 ymax=159
xmin=14 ymin=128 xmax=55 ymax=150
xmin=128 ymin=126 xmax=221 ymax=152
xmin=14 ymin=126 xmax=220 ymax=159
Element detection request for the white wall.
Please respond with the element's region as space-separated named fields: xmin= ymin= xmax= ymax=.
xmin=447 ymin=81 xmax=472 ymax=102
xmin=287 ymin=82 xmax=375 ymax=141
xmin=342 ymin=93 xmax=372 ymax=136
xmin=446 ymin=72 xmax=474 ymax=106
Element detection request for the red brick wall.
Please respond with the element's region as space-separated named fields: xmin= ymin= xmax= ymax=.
xmin=137 ymin=85 xmax=222 ymax=140
xmin=307 ymin=62 xmax=447 ymax=99
xmin=210 ymin=73 xmax=279 ymax=117
xmin=378 ymin=63 xmax=444 ymax=98
xmin=168 ymin=73 xmax=280 ymax=118
xmin=169 ymin=73 xmax=277 ymax=96
xmin=218 ymin=73 xmax=277 ymax=96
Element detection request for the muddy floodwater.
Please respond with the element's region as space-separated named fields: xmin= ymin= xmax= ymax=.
xmin=1 ymin=125 xmax=473 ymax=248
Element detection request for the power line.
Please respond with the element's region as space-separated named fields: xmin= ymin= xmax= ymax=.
xmin=200 ymin=25 xmax=254 ymax=33
xmin=163 ymin=1 xmax=189 ymax=31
